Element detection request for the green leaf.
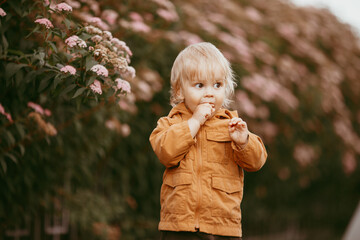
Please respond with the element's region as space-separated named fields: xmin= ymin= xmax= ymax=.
xmin=72 ymin=87 xmax=86 ymax=98
xmin=4 ymin=131 xmax=15 ymax=146
xmin=61 ymin=31 xmax=67 ymax=39
xmin=25 ymin=70 xmax=38 ymax=83
xmin=60 ymin=84 xmax=77 ymax=97
xmin=8 ymin=0 xmax=23 ymax=15
xmin=53 ymin=73 xmax=63 ymax=89
xmin=33 ymin=51 xmax=46 ymax=65
xmin=7 ymin=49 xmax=25 ymax=56
xmin=5 ymin=63 xmax=28 ymax=80
xmin=15 ymin=123 xmax=26 ymax=139
xmin=86 ymin=75 xmax=97 ymax=86
xmin=38 ymin=78 xmax=50 ymax=92
xmin=4 ymin=153 xmax=17 ymax=164
xmin=38 ymin=72 xmax=56 ymax=92
xmin=0 ymin=158 xmax=7 ymax=174
xmin=52 ymin=31 xmax=61 ymax=37
xmin=85 ymin=55 xmax=98 ymax=71
xmin=105 ymin=87 xmax=115 ymax=98
xmin=18 ymin=144 xmax=25 ymax=156
xmin=76 ymin=97 xmax=82 ymax=110
xmin=25 ymin=24 xmax=40 ymax=39
xmin=15 ymin=69 xmax=24 ymax=86
xmin=45 ymin=136 xmax=51 ymax=145
xmin=63 ymin=18 xmax=72 ymax=30
xmin=79 ymin=32 xmax=92 ymax=41
xmin=48 ymin=41 xmax=58 ymax=53
xmin=1 ymin=34 xmax=9 ymax=56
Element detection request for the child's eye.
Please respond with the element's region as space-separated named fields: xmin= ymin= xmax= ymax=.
xmin=214 ymin=83 xmax=222 ymax=88
xmin=195 ymin=83 xmax=203 ymax=88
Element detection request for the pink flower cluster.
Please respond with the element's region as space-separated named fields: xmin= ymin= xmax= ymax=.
xmin=115 ymin=78 xmax=131 ymax=93
xmin=0 ymin=8 xmax=6 ymax=17
xmin=28 ymin=102 xmax=52 ymax=116
xmin=54 ymin=2 xmax=73 ymax=12
xmin=64 ymin=0 xmax=80 ymax=8
xmin=124 ymin=12 xmax=151 ymax=33
xmin=105 ymin=119 xmax=131 ymax=137
xmin=65 ymin=35 xmax=87 ymax=48
xmin=244 ymin=7 xmax=262 ymax=23
xmin=152 ymin=0 xmax=178 ymax=20
xmin=242 ymin=74 xmax=299 ymax=110
xmin=86 ymin=16 xmax=109 ymax=30
xmin=0 ymin=103 xmax=13 ymax=123
xmin=333 ymin=118 xmax=360 ymax=154
xmin=60 ymin=65 xmax=76 ymax=75
xmin=35 ymin=18 xmax=54 ymax=29
xmin=91 ymin=35 xmax=102 ymax=43
xmin=111 ymin=38 xmax=133 ymax=56
xmin=293 ymin=143 xmax=317 ymax=167
xmin=177 ymin=31 xmax=203 ymax=46
xmin=101 ymin=9 xmax=118 ymax=25
xmin=90 ymin=64 xmax=109 ymax=77
xmin=342 ymin=151 xmax=357 ymax=175
xmin=218 ymin=32 xmax=252 ymax=65
xmin=88 ymin=17 xmax=102 ymax=24
xmin=121 ymin=124 xmax=131 ymax=137
xmin=124 ymin=66 xmax=136 ymax=79
xmin=90 ymin=80 xmax=102 ymax=95
xmin=157 ymin=9 xmax=179 ymax=22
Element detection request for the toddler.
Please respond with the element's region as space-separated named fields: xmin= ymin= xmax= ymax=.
xmin=150 ymin=42 xmax=267 ymax=240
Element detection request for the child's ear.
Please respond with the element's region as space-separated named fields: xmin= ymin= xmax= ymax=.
xmin=176 ymin=88 xmax=184 ymax=101
xmin=178 ymin=89 xmax=184 ymax=99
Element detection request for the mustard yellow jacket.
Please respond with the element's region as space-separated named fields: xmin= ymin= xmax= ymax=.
xmin=149 ymin=103 xmax=267 ymax=237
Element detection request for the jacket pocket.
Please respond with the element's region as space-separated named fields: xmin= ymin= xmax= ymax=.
xmin=206 ymin=131 xmax=233 ymax=163
xmin=161 ymin=172 xmax=192 ymax=214
xmin=211 ymin=175 xmax=242 ymax=219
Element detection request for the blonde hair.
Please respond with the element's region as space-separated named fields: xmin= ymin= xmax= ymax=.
xmin=170 ymin=42 xmax=236 ymax=107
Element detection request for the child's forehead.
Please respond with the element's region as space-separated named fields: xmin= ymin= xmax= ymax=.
xmin=186 ymin=65 xmax=226 ymax=82
xmin=187 ymin=75 xmax=225 ymax=83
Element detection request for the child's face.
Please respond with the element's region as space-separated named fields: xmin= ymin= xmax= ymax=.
xmin=180 ymin=74 xmax=226 ymax=116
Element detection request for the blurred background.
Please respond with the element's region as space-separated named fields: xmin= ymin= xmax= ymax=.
xmin=1 ymin=0 xmax=359 ymax=239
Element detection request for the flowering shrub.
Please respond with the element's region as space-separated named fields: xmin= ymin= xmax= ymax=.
xmin=1 ymin=0 xmax=135 ymax=162
xmin=0 ymin=0 xmax=139 ymax=237
xmin=34 ymin=18 xmax=54 ymax=29
xmin=158 ymin=0 xmax=360 ymax=238
xmin=0 ymin=7 xmax=6 ymax=17
xmin=60 ymin=65 xmax=76 ymax=75
xmin=1 ymin=0 xmax=359 ymax=239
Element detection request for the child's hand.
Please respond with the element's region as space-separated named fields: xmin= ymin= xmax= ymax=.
xmin=229 ymin=117 xmax=249 ymax=147
xmin=191 ymin=103 xmax=215 ymax=125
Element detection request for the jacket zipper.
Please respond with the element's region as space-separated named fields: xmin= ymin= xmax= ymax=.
xmin=195 ymin=128 xmax=203 ymax=229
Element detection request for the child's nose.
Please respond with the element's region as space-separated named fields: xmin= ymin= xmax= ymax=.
xmin=204 ymin=86 xmax=214 ymax=97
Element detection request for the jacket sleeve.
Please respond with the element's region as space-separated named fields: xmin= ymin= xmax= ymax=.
xmin=149 ymin=117 xmax=196 ymax=168
xmin=231 ymin=132 xmax=267 ymax=172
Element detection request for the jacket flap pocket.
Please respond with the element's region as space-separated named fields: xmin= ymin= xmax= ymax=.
xmin=164 ymin=172 xmax=192 ymax=188
xmin=206 ymin=131 xmax=231 ymax=142
xmin=212 ymin=176 xmax=242 ymax=194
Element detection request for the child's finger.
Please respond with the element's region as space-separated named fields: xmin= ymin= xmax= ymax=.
xmin=229 ymin=121 xmax=237 ymax=127
xmin=228 ymin=124 xmax=236 ymax=133
xmin=230 ymin=118 xmax=247 ymax=128
xmin=230 ymin=117 xmax=241 ymax=126
xmin=202 ymin=103 xmax=213 ymax=119
xmin=237 ymin=121 xmax=247 ymax=129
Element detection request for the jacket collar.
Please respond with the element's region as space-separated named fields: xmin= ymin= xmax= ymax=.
xmin=168 ymin=102 xmax=233 ymax=120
